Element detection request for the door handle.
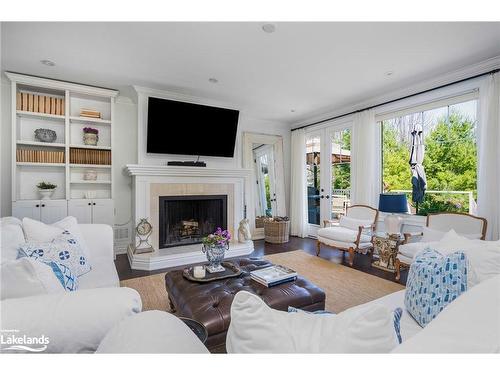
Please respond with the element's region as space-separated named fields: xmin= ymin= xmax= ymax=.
xmin=325 ymin=195 xmax=330 ymax=199
xmin=320 ymin=195 xmax=324 ymax=199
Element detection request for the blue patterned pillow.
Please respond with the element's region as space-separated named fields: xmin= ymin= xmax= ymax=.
xmin=405 ymin=248 xmax=468 ymax=327
xmin=18 ymin=231 xmax=91 ymax=277
xmin=44 ymin=261 xmax=78 ymax=291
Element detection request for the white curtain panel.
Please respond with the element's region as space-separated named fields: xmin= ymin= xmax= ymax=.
xmin=351 ymin=109 xmax=380 ymax=208
xmin=290 ymin=128 xmax=307 ymax=237
xmin=477 ymin=73 xmax=500 ymax=240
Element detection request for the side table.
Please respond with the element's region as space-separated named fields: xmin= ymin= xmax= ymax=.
xmin=372 ymin=233 xmax=403 ymax=276
xmin=180 ymin=317 xmax=208 ymax=344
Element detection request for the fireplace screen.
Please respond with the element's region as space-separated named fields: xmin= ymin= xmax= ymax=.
xmin=159 ymin=195 xmax=227 ymax=248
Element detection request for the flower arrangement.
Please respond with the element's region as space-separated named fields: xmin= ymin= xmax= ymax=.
xmin=83 ymin=127 xmax=99 ymax=134
xmin=202 ymin=227 xmax=231 ymax=248
xmin=36 ymin=181 xmax=57 ymax=190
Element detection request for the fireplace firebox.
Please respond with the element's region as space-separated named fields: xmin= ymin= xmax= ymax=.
xmin=159 ymin=195 xmax=227 ymax=248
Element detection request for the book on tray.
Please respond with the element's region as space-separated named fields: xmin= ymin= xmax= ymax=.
xmin=250 ymin=265 xmax=297 ymax=287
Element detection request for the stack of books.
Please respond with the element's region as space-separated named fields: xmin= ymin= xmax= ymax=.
xmin=250 ymin=265 xmax=297 ymax=287
xmin=16 ymin=92 xmax=65 ymax=116
xmin=17 ymin=149 xmax=64 ymax=163
xmin=70 ymin=148 xmax=111 ymax=165
xmin=80 ymin=109 xmax=101 ymax=118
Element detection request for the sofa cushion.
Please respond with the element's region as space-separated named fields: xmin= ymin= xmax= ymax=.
xmin=0 ymin=287 xmax=142 ymax=353
xmin=393 ymin=275 xmax=500 ymax=353
xmin=96 ymin=310 xmax=209 ymax=353
xmin=405 ymin=249 xmax=468 ymax=327
xmin=78 ymin=257 xmax=119 ymax=289
xmin=0 ymin=217 xmax=26 ymax=264
xmin=226 ymin=291 xmax=402 ymax=353
xmin=19 ymin=231 xmax=91 ymax=277
xmin=22 ymin=217 xmax=91 ymax=263
xmin=317 ymin=226 xmax=371 ymax=244
xmin=0 ymin=257 xmax=64 ymax=300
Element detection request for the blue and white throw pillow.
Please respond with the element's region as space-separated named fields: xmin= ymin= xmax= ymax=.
xmin=405 ymin=248 xmax=468 ymax=327
xmin=18 ymin=231 xmax=91 ymax=277
xmin=44 ymin=261 xmax=78 ymax=291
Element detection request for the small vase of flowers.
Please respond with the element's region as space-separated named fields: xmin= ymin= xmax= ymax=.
xmin=83 ymin=127 xmax=99 ymax=146
xmin=202 ymin=227 xmax=231 ymax=273
xmin=37 ymin=181 xmax=57 ymax=200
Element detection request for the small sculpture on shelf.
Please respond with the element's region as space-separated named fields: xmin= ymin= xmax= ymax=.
xmin=134 ymin=218 xmax=154 ymax=254
xmin=36 ymin=181 xmax=57 ymax=200
xmin=34 ymin=128 xmax=57 ymax=143
xmin=83 ymin=170 xmax=97 ymax=181
xmin=83 ymin=127 xmax=99 ymax=146
xmin=238 ymin=218 xmax=252 ymax=243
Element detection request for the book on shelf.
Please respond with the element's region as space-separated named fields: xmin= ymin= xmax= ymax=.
xmin=28 ymin=94 xmax=34 ymax=112
xmin=38 ymin=96 xmax=45 ymax=113
xmin=50 ymin=97 xmax=56 ymax=115
xmin=250 ymin=265 xmax=298 ymax=287
xmin=21 ymin=93 xmax=28 ymax=111
xmin=33 ymin=95 xmax=39 ymax=112
xmin=80 ymin=108 xmax=101 ymax=118
xmin=16 ymin=92 xmax=21 ymax=110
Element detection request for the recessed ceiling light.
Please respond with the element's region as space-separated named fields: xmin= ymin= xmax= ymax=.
xmin=208 ymin=78 xmax=218 ymax=83
xmin=262 ymin=23 xmax=276 ymax=33
xmin=40 ymin=59 xmax=55 ymax=67
xmin=385 ymin=71 xmax=394 ymax=76
xmin=290 ymin=109 xmax=296 ymax=113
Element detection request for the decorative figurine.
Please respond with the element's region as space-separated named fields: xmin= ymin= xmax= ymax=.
xmin=134 ymin=218 xmax=154 ymax=254
xmin=237 ymin=218 xmax=252 ymax=243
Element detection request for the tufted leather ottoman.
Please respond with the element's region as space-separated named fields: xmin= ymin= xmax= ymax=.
xmin=165 ymin=258 xmax=326 ymax=352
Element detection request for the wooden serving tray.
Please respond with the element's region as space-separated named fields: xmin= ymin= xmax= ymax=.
xmin=183 ymin=262 xmax=243 ymax=282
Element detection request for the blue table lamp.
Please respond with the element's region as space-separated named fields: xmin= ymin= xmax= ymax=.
xmin=378 ymin=193 xmax=408 ymax=234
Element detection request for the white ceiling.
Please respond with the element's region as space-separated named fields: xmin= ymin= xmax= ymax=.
xmin=2 ymin=22 xmax=500 ymax=125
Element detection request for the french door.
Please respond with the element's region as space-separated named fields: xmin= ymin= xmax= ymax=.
xmin=306 ymin=124 xmax=352 ymax=236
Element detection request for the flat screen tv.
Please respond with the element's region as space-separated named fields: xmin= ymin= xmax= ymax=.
xmin=147 ymin=97 xmax=239 ymax=157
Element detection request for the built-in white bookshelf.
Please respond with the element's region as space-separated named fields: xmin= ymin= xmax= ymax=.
xmin=6 ymin=72 xmax=118 ymax=225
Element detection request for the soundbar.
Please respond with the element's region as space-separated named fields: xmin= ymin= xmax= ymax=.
xmin=167 ymin=161 xmax=207 ymax=167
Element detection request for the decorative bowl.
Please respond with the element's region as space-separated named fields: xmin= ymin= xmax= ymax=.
xmin=34 ymin=128 xmax=57 ymax=143
xmin=83 ymin=170 xmax=97 ymax=181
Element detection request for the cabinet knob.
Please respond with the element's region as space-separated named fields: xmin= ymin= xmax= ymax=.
xmin=93 ymin=203 xmax=96 ymax=206
xmin=88 ymin=203 xmax=91 ymax=206
xmin=35 ymin=204 xmax=40 ymax=207
xmin=41 ymin=204 xmax=45 ymax=207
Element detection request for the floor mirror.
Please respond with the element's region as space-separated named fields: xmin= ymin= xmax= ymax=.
xmin=242 ymin=132 xmax=286 ymax=239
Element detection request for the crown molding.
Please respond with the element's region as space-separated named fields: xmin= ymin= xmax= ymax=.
xmin=4 ymin=71 xmax=119 ymax=98
xmin=291 ymin=55 xmax=500 ymax=129
xmin=125 ymin=164 xmax=252 ymax=178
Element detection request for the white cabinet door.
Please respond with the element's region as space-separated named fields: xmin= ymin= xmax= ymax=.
xmin=12 ymin=200 xmax=41 ymax=221
xmin=40 ymin=200 xmax=68 ymax=224
xmin=68 ymin=199 xmax=92 ymax=224
xmin=91 ymin=199 xmax=114 ymax=225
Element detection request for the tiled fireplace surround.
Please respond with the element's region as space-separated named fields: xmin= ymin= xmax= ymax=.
xmin=125 ymin=165 xmax=254 ymax=270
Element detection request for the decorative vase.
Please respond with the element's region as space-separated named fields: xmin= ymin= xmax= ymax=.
xmin=83 ymin=170 xmax=97 ymax=181
xmin=34 ymin=128 xmax=57 ymax=143
xmin=38 ymin=189 xmax=55 ymax=200
xmin=83 ymin=132 xmax=98 ymax=146
xmin=202 ymin=244 xmax=228 ymax=273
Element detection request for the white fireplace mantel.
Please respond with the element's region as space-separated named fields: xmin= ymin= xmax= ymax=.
xmin=125 ymin=164 xmax=252 ymax=179
xmin=125 ymin=164 xmax=254 ymax=270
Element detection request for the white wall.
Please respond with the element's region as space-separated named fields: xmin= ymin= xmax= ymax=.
xmin=0 ymin=78 xmax=292 ymax=225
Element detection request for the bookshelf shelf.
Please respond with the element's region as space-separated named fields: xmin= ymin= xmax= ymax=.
xmin=69 ymin=144 xmax=112 ymax=150
xmin=16 ymin=110 xmax=65 ymax=121
xmin=17 ymin=162 xmax=65 ymax=167
xmin=70 ymin=116 xmax=111 ymax=124
xmin=70 ymin=180 xmax=112 ymax=184
xmin=17 ymin=140 xmax=66 ymax=148
xmin=70 ymin=164 xmax=112 ymax=169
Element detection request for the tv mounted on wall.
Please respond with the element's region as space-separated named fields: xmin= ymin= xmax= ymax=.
xmin=146 ymin=97 xmax=240 ymax=158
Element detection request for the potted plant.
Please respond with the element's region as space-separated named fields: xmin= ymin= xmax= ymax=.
xmin=202 ymin=227 xmax=231 ymax=273
xmin=37 ymin=181 xmax=57 ymax=200
xmin=83 ymin=127 xmax=99 ymax=146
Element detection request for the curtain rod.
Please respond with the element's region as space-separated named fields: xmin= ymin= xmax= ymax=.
xmin=291 ymin=68 xmax=500 ymax=132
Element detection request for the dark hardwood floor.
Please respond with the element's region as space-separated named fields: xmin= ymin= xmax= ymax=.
xmin=115 ymin=236 xmax=407 ymax=285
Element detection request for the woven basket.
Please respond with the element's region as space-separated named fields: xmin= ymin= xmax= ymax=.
xmin=255 ymin=216 xmax=266 ymax=228
xmin=264 ymin=219 xmax=290 ymax=244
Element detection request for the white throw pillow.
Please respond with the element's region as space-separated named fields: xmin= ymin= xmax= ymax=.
xmin=96 ymin=311 xmax=209 ymax=353
xmin=340 ymin=216 xmax=373 ymax=232
xmin=1 ymin=287 xmax=142 ymax=353
xmin=0 ymin=257 xmax=64 ymax=300
xmin=1 ymin=217 xmax=26 ymax=264
xmin=226 ymin=291 xmax=402 ymax=353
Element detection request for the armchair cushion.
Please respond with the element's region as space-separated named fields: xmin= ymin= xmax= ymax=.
xmin=339 ymin=216 xmax=373 ymax=232
xmin=0 ymin=217 xmax=26 ymax=264
xmin=317 ymin=226 xmax=371 ymax=244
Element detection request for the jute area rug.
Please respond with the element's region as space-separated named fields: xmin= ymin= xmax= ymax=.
xmin=120 ymin=250 xmax=404 ymax=313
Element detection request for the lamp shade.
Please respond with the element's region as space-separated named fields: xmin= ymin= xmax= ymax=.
xmin=378 ymin=193 xmax=408 ymax=213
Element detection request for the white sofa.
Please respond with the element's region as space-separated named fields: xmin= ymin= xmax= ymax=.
xmin=0 ymin=217 xmax=142 ymax=353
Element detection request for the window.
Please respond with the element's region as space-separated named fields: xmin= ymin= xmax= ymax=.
xmin=381 ymin=99 xmax=478 ymax=215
